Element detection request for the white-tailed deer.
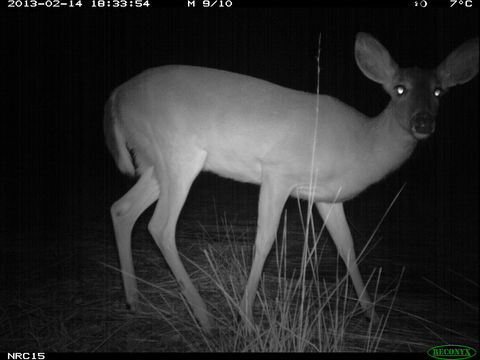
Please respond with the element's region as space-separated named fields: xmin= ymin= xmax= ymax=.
xmin=104 ymin=33 xmax=478 ymax=329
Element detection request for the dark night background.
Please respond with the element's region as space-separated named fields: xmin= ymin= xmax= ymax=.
xmin=3 ymin=0 xmax=478 ymax=352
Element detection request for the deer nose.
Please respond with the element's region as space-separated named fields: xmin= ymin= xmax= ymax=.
xmin=412 ymin=112 xmax=435 ymax=137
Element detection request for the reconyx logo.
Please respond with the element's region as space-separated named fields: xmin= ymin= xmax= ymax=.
xmin=427 ymin=345 xmax=477 ymax=360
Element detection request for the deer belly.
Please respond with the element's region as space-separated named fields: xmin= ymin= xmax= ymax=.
xmin=204 ymin=150 xmax=262 ymax=184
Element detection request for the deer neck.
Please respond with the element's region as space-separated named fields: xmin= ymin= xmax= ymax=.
xmin=366 ymin=101 xmax=418 ymax=178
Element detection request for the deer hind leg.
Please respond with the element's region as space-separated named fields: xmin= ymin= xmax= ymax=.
xmin=239 ymin=172 xmax=291 ymax=326
xmin=111 ymin=167 xmax=160 ymax=312
xmin=316 ymin=202 xmax=379 ymax=323
xmin=147 ymin=149 xmax=212 ymax=330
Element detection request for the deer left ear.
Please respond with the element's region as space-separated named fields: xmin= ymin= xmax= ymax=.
xmin=437 ymin=38 xmax=479 ymax=89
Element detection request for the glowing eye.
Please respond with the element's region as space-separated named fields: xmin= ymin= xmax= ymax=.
xmin=434 ymin=88 xmax=443 ymax=97
xmin=395 ymin=85 xmax=405 ymax=96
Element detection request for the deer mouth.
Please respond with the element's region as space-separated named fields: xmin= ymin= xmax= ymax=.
xmin=412 ymin=125 xmax=435 ymax=140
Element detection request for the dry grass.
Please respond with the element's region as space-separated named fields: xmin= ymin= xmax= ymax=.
xmin=1 ymin=204 xmax=477 ymax=352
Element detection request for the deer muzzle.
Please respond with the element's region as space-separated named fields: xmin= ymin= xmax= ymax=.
xmin=411 ymin=112 xmax=435 ymax=139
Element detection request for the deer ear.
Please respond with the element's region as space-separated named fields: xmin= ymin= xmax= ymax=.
xmin=437 ymin=38 xmax=479 ymax=89
xmin=355 ymin=32 xmax=399 ymax=86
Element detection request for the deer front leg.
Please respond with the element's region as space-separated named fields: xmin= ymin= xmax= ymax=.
xmin=316 ymin=202 xmax=379 ymax=323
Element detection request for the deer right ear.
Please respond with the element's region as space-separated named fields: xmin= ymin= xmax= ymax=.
xmin=355 ymin=32 xmax=399 ymax=86
xmin=436 ymin=38 xmax=479 ymax=89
